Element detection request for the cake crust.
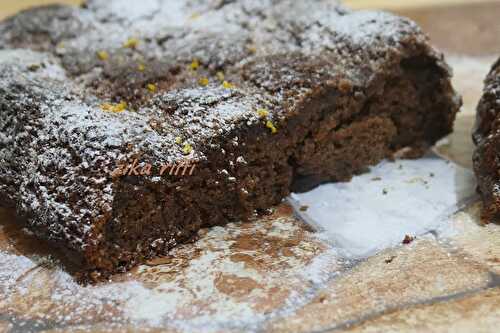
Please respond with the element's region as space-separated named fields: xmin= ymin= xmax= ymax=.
xmin=0 ymin=0 xmax=460 ymax=280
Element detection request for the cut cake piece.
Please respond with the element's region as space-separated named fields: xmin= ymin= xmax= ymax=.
xmin=473 ymin=58 xmax=500 ymax=223
xmin=0 ymin=0 xmax=460 ymax=280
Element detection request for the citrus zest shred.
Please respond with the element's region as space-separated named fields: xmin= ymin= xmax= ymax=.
xmin=189 ymin=13 xmax=201 ymax=20
xmin=147 ymin=83 xmax=157 ymax=93
xmin=101 ymin=101 xmax=128 ymax=113
xmin=256 ymin=108 xmax=269 ymax=118
xmin=190 ymin=59 xmax=200 ymax=71
xmin=182 ymin=143 xmax=193 ymax=155
xmin=96 ymin=50 xmax=109 ymax=61
xmin=266 ymin=120 xmax=278 ymax=134
xmin=247 ymin=45 xmax=257 ymax=54
xmin=123 ymin=38 xmax=139 ymax=49
xmin=222 ymin=81 xmax=235 ymax=89
xmin=216 ymin=71 xmax=225 ymax=81
xmin=199 ymin=77 xmax=209 ymax=86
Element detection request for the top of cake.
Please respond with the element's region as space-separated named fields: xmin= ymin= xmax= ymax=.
xmin=474 ymin=58 xmax=500 ymax=144
xmin=0 ymin=0 xmax=438 ymax=163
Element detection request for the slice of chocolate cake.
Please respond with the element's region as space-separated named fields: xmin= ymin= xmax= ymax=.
xmin=0 ymin=0 xmax=460 ymax=280
xmin=473 ymin=58 xmax=500 ymax=223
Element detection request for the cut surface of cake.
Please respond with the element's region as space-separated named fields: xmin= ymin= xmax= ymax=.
xmin=0 ymin=0 xmax=460 ymax=280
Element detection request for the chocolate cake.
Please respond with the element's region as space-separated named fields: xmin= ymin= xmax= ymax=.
xmin=0 ymin=0 xmax=460 ymax=280
xmin=473 ymin=58 xmax=500 ymax=223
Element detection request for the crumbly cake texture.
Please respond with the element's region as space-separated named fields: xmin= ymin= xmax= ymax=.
xmin=473 ymin=58 xmax=500 ymax=223
xmin=0 ymin=0 xmax=460 ymax=280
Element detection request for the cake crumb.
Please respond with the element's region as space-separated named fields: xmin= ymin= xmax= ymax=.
xmin=299 ymin=205 xmax=309 ymax=212
xmin=27 ymin=64 xmax=41 ymax=71
xmin=385 ymin=255 xmax=397 ymax=264
xmin=316 ymin=293 xmax=328 ymax=304
xmin=402 ymin=235 xmax=415 ymax=244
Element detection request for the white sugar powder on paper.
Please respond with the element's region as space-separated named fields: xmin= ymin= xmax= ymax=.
xmin=0 ymin=251 xmax=37 ymax=291
xmin=290 ymin=155 xmax=477 ymax=259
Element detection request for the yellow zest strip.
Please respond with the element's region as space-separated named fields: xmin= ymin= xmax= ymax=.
xmin=190 ymin=59 xmax=200 ymax=71
xmin=256 ymin=108 xmax=269 ymax=118
xmin=183 ymin=143 xmax=193 ymax=155
xmin=222 ymin=81 xmax=235 ymax=89
xmin=147 ymin=83 xmax=157 ymax=93
xmin=100 ymin=101 xmax=128 ymax=113
xmin=189 ymin=13 xmax=201 ymax=20
xmin=199 ymin=77 xmax=209 ymax=86
xmin=266 ymin=120 xmax=278 ymax=134
xmin=96 ymin=50 xmax=109 ymax=61
xmin=123 ymin=38 xmax=139 ymax=49
xmin=216 ymin=71 xmax=225 ymax=81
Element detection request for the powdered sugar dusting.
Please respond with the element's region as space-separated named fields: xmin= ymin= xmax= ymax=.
xmin=291 ymin=155 xmax=477 ymax=258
